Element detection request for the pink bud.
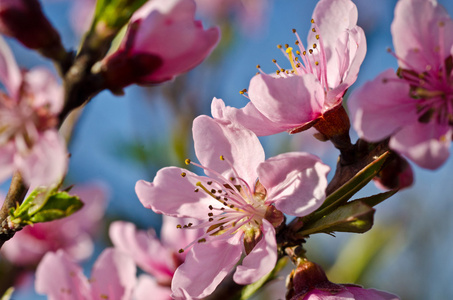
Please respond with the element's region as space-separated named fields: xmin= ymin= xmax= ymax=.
xmin=101 ymin=0 xmax=220 ymax=88
xmin=0 ymin=0 xmax=61 ymax=50
xmin=374 ymin=152 xmax=414 ymax=190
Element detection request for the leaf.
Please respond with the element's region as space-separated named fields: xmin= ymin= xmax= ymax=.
xmin=304 ymin=151 xmax=389 ymax=223
xmin=299 ymin=201 xmax=375 ymax=236
xmin=239 ymin=257 xmax=288 ymax=300
xmin=29 ymin=192 xmax=83 ymax=223
xmin=357 ymin=189 xmax=398 ymax=208
xmin=9 ymin=190 xmax=83 ymax=225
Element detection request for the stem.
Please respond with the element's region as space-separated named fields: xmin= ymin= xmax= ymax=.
xmin=0 ymin=172 xmax=28 ymax=248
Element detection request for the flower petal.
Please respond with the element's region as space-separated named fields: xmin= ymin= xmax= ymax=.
xmin=211 ymin=97 xmax=292 ymax=136
xmin=131 ymin=0 xmax=220 ymax=83
xmin=35 ymin=250 xmax=90 ymax=300
xmin=258 ymin=152 xmax=330 ymax=217
xmin=90 ymin=248 xmax=136 ymax=300
xmin=390 ymin=122 xmax=451 ymax=170
xmin=348 ymin=69 xmax=419 ymax=142
xmin=16 ymin=130 xmax=68 ymax=187
xmin=0 ymin=141 xmax=15 ymax=184
xmin=247 ymin=73 xmax=324 ymax=127
xmin=24 ymin=67 xmax=63 ymax=114
xmin=171 ymin=234 xmax=243 ymax=299
xmin=0 ymin=36 xmax=21 ymax=100
xmin=134 ymin=274 xmax=172 ymax=300
xmin=233 ymin=220 xmax=277 ymax=285
xmin=160 ymin=216 xmax=204 ymax=257
xmin=391 ymin=0 xmax=453 ymax=72
xmin=109 ymin=221 xmax=175 ymax=283
xmin=136 ymin=167 xmax=213 ymax=219
xmin=193 ymin=115 xmax=264 ymax=186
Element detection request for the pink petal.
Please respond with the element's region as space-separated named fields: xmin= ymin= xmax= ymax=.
xmin=233 ymin=220 xmax=277 ymax=285
xmin=345 ymin=286 xmax=400 ymax=299
xmin=0 ymin=36 xmax=21 ymax=100
xmin=160 ymin=216 xmax=203 ymax=257
xmin=348 ymin=69 xmax=419 ymax=142
xmin=171 ymin=234 xmax=243 ymax=299
xmin=258 ymin=152 xmax=330 ymax=217
xmin=134 ymin=274 xmax=172 ymax=300
xmin=131 ymin=0 xmax=220 ymax=83
xmin=24 ymin=67 xmax=63 ymax=114
xmin=391 ymin=0 xmax=453 ymax=73
xmin=193 ymin=115 xmax=264 ymax=186
xmin=310 ymin=0 xmax=365 ymax=94
xmin=0 ymin=141 xmax=15 ymax=183
xmin=247 ymin=73 xmax=324 ymax=127
xmin=136 ymin=167 xmax=213 ymax=219
xmin=35 ymin=250 xmax=91 ymax=300
xmin=390 ymin=122 xmax=451 ymax=170
xmin=310 ymin=0 xmax=359 ymax=49
xmin=211 ymin=98 xmax=292 ymax=136
xmin=16 ymin=130 xmax=68 ymax=187
xmin=109 ymin=221 xmax=175 ymax=283
xmin=90 ymin=248 xmax=136 ymax=300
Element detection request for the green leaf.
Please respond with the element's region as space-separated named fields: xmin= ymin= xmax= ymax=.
xmin=356 ymin=189 xmax=398 ymax=208
xmin=240 ymin=257 xmax=288 ymax=300
xmin=304 ymin=151 xmax=389 ymax=224
xmin=299 ymin=200 xmax=375 ymax=236
xmin=29 ymin=192 xmax=83 ymax=223
xmin=9 ymin=189 xmax=83 ymax=226
xmin=92 ymin=0 xmax=147 ymax=31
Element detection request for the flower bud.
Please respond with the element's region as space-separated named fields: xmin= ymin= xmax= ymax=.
xmin=101 ymin=0 xmax=220 ymax=89
xmin=287 ymin=260 xmax=400 ymax=300
xmin=374 ymin=152 xmax=414 ymax=190
xmin=0 ymin=0 xmax=61 ymax=50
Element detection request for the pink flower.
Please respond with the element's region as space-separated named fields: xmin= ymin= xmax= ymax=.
xmin=136 ymin=110 xmax=330 ymax=298
xmin=109 ymin=217 xmax=202 ymax=300
xmin=0 ymin=36 xmax=67 ymax=186
xmin=222 ymin=0 xmax=365 ymax=137
xmin=301 ymin=286 xmax=400 ymax=300
xmin=101 ymin=0 xmax=220 ymax=88
xmin=348 ymin=0 xmax=453 ymax=169
xmin=1 ymin=183 xmax=107 ymax=266
xmin=35 ymin=248 xmax=136 ymax=300
xmin=69 ymin=0 xmax=96 ymax=35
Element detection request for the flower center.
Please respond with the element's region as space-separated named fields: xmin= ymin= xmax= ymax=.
xmin=177 ymin=156 xmax=268 ymax=253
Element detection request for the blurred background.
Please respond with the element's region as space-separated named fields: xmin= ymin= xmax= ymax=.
xmin=2 ymin=0 xmax=453 ymax=299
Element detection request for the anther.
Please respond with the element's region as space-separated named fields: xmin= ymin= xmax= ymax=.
xmin=277 ymin=44 xmax=282 ymax=49
xmin=313 ymin=44 xmax=317 ymax=49
xmin=311 ymin=19 xmax=315 ymax=23
xmin=185 ymin=159 xmax=191 ymax=165
xmin=315 ymin=61 xmax=319 ymax=66
xmin=209 ymin=205 xmax=213 ymax=210
xmin=179 ymin=249 xmax=184 ymax=253
xmin=295 ymin=40 xmax=299 ymax=45
xmin=312 ymin=28 xmax=316 ymax=32
xmin=296 ymin=50 xmax=301 ymax=55
xmin=198 ymin=238 xmax=206 ymax=243
xmin=208 ymin=218 xmax=214 ymax=222
xmin=194 ymin=188 xmax=199 ymax=192
xmin=230 ymin=177 xmax=235 ymax=181
xmin=285 ymin=44 xmax=289 ymax=48
xmin=276 ymin=70 xmax=281 ymax=75
xmin=188 ymin=223 xmax=193 ymax=227
xmin=303 ymin=51 xmax=306 ymax=55
xmin=176 ymin=224 xmax=182 ymax=229
xmin=316 ymin=34 xmax=319 ymax=40
xmin=211 ymin=189 xmax=216 ymax=193
xmin=256 ymin=65 xmax=260 ymax=69
xmin=309 ymin=49 xmax=313 ymax=54
xmin=272 ymin=59 xmax=277 ymax=63
xmin=292 ymin=29 xmax=296 ymax=33
xmin=207 ymin=181 xmax=212 ymax=185
xmin=208 ymin=213 xmax=214 ymax=217
xmin=220 ymin=155 xmax=225 ymax=160
xmin=181 ymin=172 xmax=186 ymax=177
